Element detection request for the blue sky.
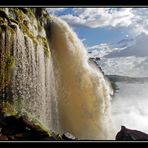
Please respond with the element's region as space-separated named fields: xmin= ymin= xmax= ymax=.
xmin=47 ymin=8 xmax=148 ymax=77
xmin=47 ymin=8 xmax=148 ymax=134
xmin=74 ymin=27 xmax=127 ymax=47
xmin=47 ymin=8 xmax=133 ymax=47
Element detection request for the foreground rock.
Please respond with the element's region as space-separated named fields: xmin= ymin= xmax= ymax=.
xmin=0 ymin=113 xmax=77 ymax=141
xmin=116 ymin=126 xmax=148 ymax=141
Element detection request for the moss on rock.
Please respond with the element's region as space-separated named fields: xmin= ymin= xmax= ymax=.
xmin=0 ymin=8 xmax=61 ymax=141
xmin=0 ymin=102 xmax=76 ymax=140
xmin=0 ymin=22 xmax=16 ymax=93
xmin=1 ymin=101 xmax=17 ymax=116
xmin=37 ymin=35 xmax=50 ymax=58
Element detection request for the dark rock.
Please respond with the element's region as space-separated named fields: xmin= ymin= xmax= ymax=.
xmin=0 ymin=113 xmax=77 ymax=141
xmin=7 ymin=135 xmax=15 ymax=140
xmin=96 ymin=57 xmax=100 ymax=61
xmin=116 ymin=126 xmax=148 ymax=141
xmin=1 ymin=116 xmax=26 ymax=135
xmin=62 ymin=132 xmax=76 ymax=140
xmin=18 ymin=8 xmax=28 ymax=14
xmin=9 ymin=25 xmax=17 ymax=30
xmin=0 ymin=10 xmax=11 ymax=25
xmin=0 ymin=10 xmax=9 ymax=21
xmin=0 ymin=135 xmax=8 ymax=140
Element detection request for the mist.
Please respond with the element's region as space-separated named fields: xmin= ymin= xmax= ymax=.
xmin=112 ymin=81 xmax=148 ymax=133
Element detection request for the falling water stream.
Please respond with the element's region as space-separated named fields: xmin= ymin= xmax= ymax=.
xmin=49 ymin=17 xmax=115 ymax=139
xmin=0 ymin=14 xmax=115 ymax=140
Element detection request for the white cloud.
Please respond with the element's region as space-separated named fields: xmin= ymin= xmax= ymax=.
xmin=112 ymin=82 xmax=148 ymax=134
xmin=106 ymin=33 xmax=148 ymax=58
xmin=100 ymin=56 xmax=148 ymax=77
xmin=123 ymin=8 xmax=148 ymax=36
xmin=60 ymin=14 xmax=86 ymax=26
xmin=59 ymin=8 xmax=134 ymax=28
xmin=49 ymin=8 xmax=148 ymax=36
xmin=47 ymin=8 xmax=67 ymax=15
xmin=46 ymin=8 xmax=148 ymax=78
xmin=88 ymin=43 xmax=125 ymax=58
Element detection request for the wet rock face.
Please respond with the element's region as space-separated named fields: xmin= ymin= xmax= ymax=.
xmin=0 ymin=8 xmax=55 ymax=130
xmin=116 ymin=126 xmax=148 ymax=141
xmin=0 ymin=113 xmax=77 ymax=141
xmin=0 ymin=115 xmax=53 ymax=140
xmin=61 ymin=132 xmax=76 ymax=140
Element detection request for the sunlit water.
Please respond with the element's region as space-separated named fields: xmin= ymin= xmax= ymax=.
xmin=0 ymin=15 xmax=115 ymax=140
xmin=112 ymin=82 xmax=148 ymax=134
xmin=50 ymin=16 xmax=115 ymax=140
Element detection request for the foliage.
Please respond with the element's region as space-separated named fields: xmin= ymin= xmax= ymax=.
xmin=37 ymin=35 xmax=50 ymax=58
xmin=2 ymin=101 xmax=17 ymax=116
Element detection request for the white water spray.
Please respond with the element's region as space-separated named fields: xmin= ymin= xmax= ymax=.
xmin=0 ymin=14 xmax=115 ymax=140
xmin=50 ymin=16 xmax=115 ymax=140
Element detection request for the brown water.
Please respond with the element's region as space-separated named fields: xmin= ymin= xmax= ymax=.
xmin=50 ymin=16 xmax=115 ymax=140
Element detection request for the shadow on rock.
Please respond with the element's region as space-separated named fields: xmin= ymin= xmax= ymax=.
xmin=116 ymin=126 xmax=148 ymax=141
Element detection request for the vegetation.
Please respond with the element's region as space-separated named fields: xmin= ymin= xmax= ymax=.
xmin=0 ymin=17 xmax=4 ymax=24
xmin=2 ymin=101 xmax=17 ymax=116
xmin=0 ymin=7 xmax=51 ymax=53
xmin=0 ymin=8 xmax=52 ymax=93
xmin=0 ymin=101 xmax=71 ymax=140
xmin=0 ymin=19 xmax=16 ymax=91
xmin=19 ymin=22 xmax=38 ymax=44
xmin=37 ymin=35 xmax=50 ymax=58
xmin=0 ymin=54 xmax=15 ymax=91
xmin=14 ymin=8 xmax=26 ymax=22
xmin=0 ymin=8 xmax=55 ymax=140
xmin=37 ymin=20 xmax=42 ymax=32
xmin=0 ymin=111 xmax=74 ymax=140
xmin=18 ymin=8 xmax=28 ymax=14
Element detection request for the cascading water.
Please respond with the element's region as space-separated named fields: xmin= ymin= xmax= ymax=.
xmin=0 ymin=23 xmax=58 ymax=131
xmin=49 ymin=16 xmax=115 ymax=140
xmin=0 ymin=8 xmax=115 ymax=140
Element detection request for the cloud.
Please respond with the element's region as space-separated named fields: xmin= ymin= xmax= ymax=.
xmin=119 ymin=8 xmax=148 ymax=36
xmin=87 ymin=33 xmax=148 ymax=77
xmin=100 ymin=56 xmax=148 ymax=77
xmin=105 ymin=33 xmax=148 ymax=58
xmin=88 ymin=43 xmax=125 ymax=58
xmin=60 ymin=8 xmax=133 ymax=28
xmin=112 ymin=82 xmax=148 ymax=134
xmin=47 ymin=8 xmax=148 ymax=33
xmin=46 ymin=8 xmax=148 ymax=77
xmin=47 ymin=8 xmax=67 ymax=15
xmin=60 ymin=14 xmax=86 ymax=27
xmin=48 ymin=8 xmax=148 ymax=36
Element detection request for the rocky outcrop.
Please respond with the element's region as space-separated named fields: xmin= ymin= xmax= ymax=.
xmin=0 ymin=8 xmax=50 ymax=95
xmin=0 ymin=8 xmax=56 ymax=132
xmin=0 ymin=102 xmax=76 ymax=141
xmin=0 ymin=114 xmax=78 ymax=141
xmin=116 ymin=126 xmax=148 ymax=141
xmin=0 ymin=8 xmax=77 ymax=140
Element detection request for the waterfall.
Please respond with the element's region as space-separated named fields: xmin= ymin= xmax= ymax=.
xmin=50 ymin=16 xmax=115 ymax=140
xmin=0 ymin=25 xmax=59 ymax=131
xmin=0 ymin=10 xmax=115 ymax=140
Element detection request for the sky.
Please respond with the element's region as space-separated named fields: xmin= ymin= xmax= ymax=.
xmin=47 ymin=8 xmax=148 ymax=77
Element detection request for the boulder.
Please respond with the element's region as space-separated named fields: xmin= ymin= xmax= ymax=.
xmin=116 ymin=126 xmax=148 ymax=141
xmin=0 ymin=112 xmax=76 ymax=140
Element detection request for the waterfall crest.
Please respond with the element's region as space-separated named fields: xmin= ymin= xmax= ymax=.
xmin=50 ymin=16 xmax=115 ymax=140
